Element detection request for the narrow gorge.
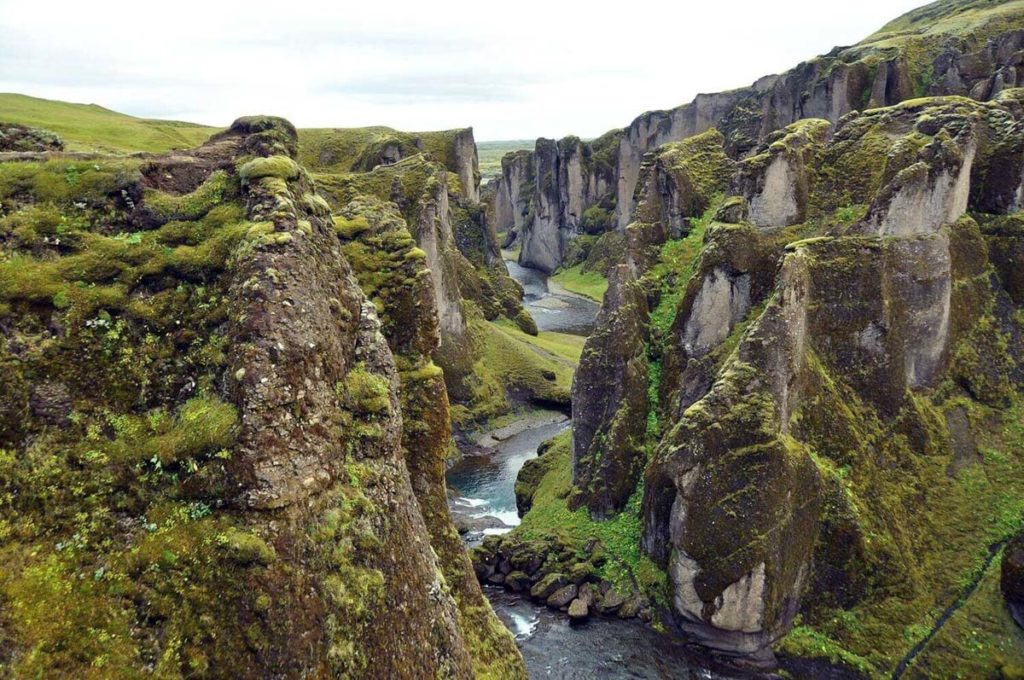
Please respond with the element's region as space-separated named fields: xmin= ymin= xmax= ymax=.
xmin=2 ymin=0 xmax=1024 ymax=678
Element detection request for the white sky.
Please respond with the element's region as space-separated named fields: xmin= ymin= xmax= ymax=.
xmin=0 ymin=0 xmax=930 ymax=141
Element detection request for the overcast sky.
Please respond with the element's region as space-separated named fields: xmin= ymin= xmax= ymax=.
xmin=0 ymin=0 xmax=930 ymax=141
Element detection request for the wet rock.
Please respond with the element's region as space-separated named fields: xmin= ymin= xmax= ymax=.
xmin=505 ymin=571 xmax=532 ymax=592
xmin=595 ymin=589 xmax=626 ymax=614
xmin=530 ymin=573 xmax=569 ymax=600
xmin=451 ymin=513 xmax=508 ymax=535
xmin=617 ymin=595 xmax=644 ymax=619
xmin=568 ymin=597 xmax=590 ymax=622
xmin=546 ymin=584 xmax=578 ymax=609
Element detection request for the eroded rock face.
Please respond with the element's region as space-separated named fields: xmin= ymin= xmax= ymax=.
xmin=571 ymin=265 xmax=650 ymax=517
xmin=633 ymin=129 xmax=734 ymax=238
xmin=681 ymin=268 xmax=752 ymax=356
xmin=733 ymin=119 xmax=829 ymax=229
xmin=570 ymin=92 xmax=1024 ymax=667
xmin=451 ymin=128 xmax=481 ymax=202
xmin=0 ymin=116 xmax=523 ymax=678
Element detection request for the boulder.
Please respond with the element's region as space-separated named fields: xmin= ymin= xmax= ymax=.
xmin=546 ymin=584 xmax=578 ymax=609
xmin=568 ymin=598 xmax=590 ymax=622
xmin=530 ymin=573 xmax=569 ymax=600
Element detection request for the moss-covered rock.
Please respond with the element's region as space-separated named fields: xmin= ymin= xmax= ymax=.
xmin=571 ymin=265 xmax=650 ymax=518
xmin=0 ymin=114 xmax=524 ymax=678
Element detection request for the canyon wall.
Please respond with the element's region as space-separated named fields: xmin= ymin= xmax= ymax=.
xmin=488 ymin=0 xmax=1024 ymax=272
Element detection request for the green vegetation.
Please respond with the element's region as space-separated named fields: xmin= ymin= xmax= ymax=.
xmin=641 ymin=197 xmax=718 ymax=337
xmin=456 ymin=316 xmax=575 ymax=425
xmin=901 ymin=550 xmax=1024 ymax=678
xmin=550 ymin=263 xmax=608 ymax=302
xmin=299 ymin=126 xmax=470 ymax=176
xmin=492 ymin=319 xmax=586 ymax=364
xmin=0 ymin=93 xmax=219 ymax=153
xmin=477 ymin=139 xmax=533 ymax=181
xmin=512 ymin=431 xmax=667 ymax=600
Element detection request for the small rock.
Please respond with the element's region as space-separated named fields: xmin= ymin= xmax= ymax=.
xmin=530 ymin=573 xmax=568 ymax=600
xmin=487 ymin=572 xmax=506 ymax=586
xmin=505 ymin=571 xmax=531 ymax=592
xmin=568 ymin=597 xmax=590 ymax=622
xmin=546 ymin=584 xmax=578 ymax=609
xmin=617 ymin=594 xmax=643 ymax=619
xmin=568 ymin=561 xmax=596 ymax=585
xmin=578 ymin=582 xmax=599 ymax=607
xmin=595 ymin=588 xmax=626 ymax=614
xmin=451 ymin=513 xmax=508 ymax=535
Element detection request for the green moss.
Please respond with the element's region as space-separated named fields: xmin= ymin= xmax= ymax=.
xmin=341 ymin=363 xmax=392 ymax=416
xmin=779 ymin=623 xmax=875 ymax=676
xmin=140 ymin=396 xmax=239 ymax=466
xmin=238 ymin=155 xmax=300 ymax=183
xmin=458 ymin=317 xmax=577 ymax=425
xmin=642 ymin=196 xmax=720 ymax=338
xmin=143 ymin=171 xmax=234 ymax=222
xmin=512 ymin=431 xmax=667 ymax=600
xmin=217 ymin=528 xmax=277 ymax=566
xmin=904 ymin=550 xmax=1024 ymax=678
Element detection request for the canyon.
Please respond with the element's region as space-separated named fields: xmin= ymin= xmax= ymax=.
xmin=2 ymin=0 xmax=1024 ymax=678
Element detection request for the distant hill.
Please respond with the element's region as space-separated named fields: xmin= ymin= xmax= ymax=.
xmin=0 ymin=93 xmax=221 ymax=153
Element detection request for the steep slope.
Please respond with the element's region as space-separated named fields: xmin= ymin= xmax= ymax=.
xmin=0 ymin=116 xmax=524 ymax=677
xmin=488 ymin=0 xmax=1024 ymax=273
xmin=0 ymin=93 xmax=220 ymax=153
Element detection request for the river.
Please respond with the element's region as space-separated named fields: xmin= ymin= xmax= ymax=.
xmin=446 ymin=255 xmax=732 ymax=679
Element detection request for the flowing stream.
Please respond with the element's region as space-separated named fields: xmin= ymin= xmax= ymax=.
xmin=446 ymin=254 xmax=729 ymax=679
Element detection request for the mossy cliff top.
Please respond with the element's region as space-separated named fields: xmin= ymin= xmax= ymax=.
xmin=0 ymin=115 xmax=524 ymax=677
xmin=298 ymin=125 xmax=480 ymax=200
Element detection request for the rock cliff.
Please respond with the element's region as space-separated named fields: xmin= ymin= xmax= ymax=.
xmin=561 ymin=87 xmax=1024 ymax=675
xmin=0 ymin=117 xmax=524 ymax=677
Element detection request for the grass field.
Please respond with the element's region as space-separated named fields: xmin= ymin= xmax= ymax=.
xmin=0 ymin=93 xmax=220 ymax=153
xmin=550 ymin=263 xmax=608 ymax=302
xmin=478 ymin=139 xmax=533 ymax=182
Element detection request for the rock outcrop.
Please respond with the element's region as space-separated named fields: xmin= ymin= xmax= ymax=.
xmin=298 ymin=125 xmax=481 ymax=201
xmin=0 ymin=122 xmax=63 ymax=152
xmin=570 ymin=264 xmax=650 ymax=517
xmin=0 ymin=116 xmax=525 ymax=677
xmin=1003 ymin=532 xmax=1024 ymax=628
